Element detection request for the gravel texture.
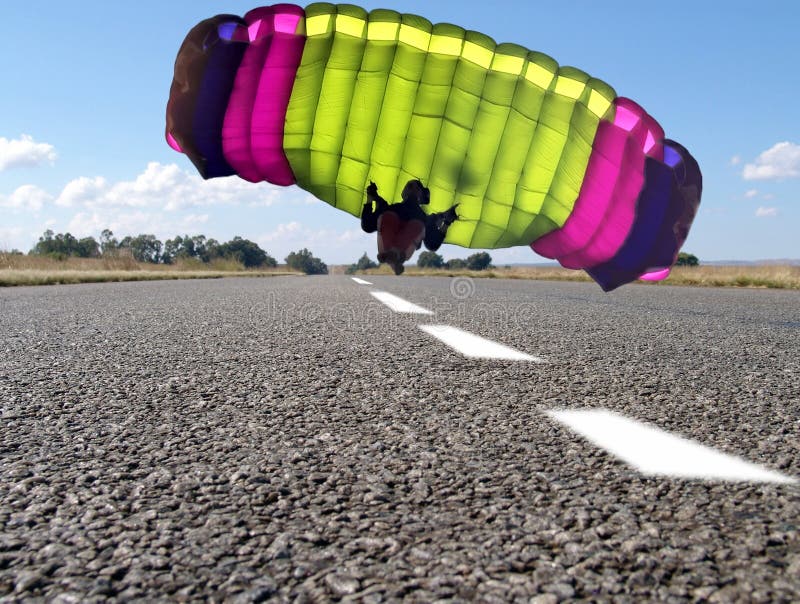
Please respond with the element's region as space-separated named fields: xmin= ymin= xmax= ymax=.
xmin=1 ymin=275 xmax=798 ymax=602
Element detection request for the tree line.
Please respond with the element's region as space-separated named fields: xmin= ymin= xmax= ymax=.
xmin=345 ymin=250 xmax=493 ymax=273
xmin=349 ymin=250 xmax=699 ymax=273
xmin=27 ymin=229 xmax=328 ymax=274
xmin=416 ymin=251 xmax=492 ymax=271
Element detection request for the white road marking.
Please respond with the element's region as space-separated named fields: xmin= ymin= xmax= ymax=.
xmin=351 ymin=277 xmax=372 ymax=285
xmin=547 ymin=409 xmax=797 ymax=484
xmin=419 ymin=325 xmax=544 ymax=362
xmin=370 ymin=291 xmax=433 ymax=315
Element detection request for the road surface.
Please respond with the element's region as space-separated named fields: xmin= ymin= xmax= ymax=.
xmin=1 ymin=275 xmax=798 ymax=601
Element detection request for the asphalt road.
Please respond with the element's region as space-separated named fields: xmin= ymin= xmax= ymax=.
xmin=1 ymin=275 xmax=798 ymax=602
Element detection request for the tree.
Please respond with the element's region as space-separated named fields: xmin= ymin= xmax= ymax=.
xmin=119 ymin=234 xmax=163 ymax=263
xmin=676 ymin=252 xmax=699 ymax=267
xmin=162 ymin=235 xmax=183 ymax=264
xmin=417 ymin=251 xmax=444 ymax=268
xmin=285 ymin=248 xmax=328 ymax=275
xmin=346 ymin=252 xmax=378 ymax=274
xmin=214 ymin=236 xmax=276 ymax=268
xmin=100 ymin=229 xmax=119 ymax=256
xmin=445 ymin=258 xmax=467 ymax=270
xmin=205 ymin=238 xmax=221 ymax=259
xmin=31 ymin=230 xmax=99 ymax=258
xmin=76 ymin=237 xmax=100 ymax=258
xmin=163 ymin=234 xmax=213 ymax=264
xmin=466 ymin=252 xmax=492 ymax=271
xmin=31 ymin=230 xmax=58 ymax=257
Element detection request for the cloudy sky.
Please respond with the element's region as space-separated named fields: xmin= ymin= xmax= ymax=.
xmin=1 ymin=1 xmax=798 ymax=263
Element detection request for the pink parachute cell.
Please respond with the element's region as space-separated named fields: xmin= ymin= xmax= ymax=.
xmin=639 ymin=268 xmax=671 ymax=281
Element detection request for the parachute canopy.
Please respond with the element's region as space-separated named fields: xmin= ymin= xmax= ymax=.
xmin=166 ymin=3 xmax=702 ymax=290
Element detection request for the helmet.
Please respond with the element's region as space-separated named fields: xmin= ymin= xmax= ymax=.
xmin=401 ymin=179 xmax=430 ymax=205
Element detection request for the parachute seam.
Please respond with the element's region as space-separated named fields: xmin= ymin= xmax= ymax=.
xmin=520 ymin=82 xmax=577 ymax=245
xmin=284 ymin=10 xmax=337 ymax=196
xmin=400 ymin=26 xmax=465 ymax=205
xmin=386 ymin=21 xmax=432 ymax=201
xmin=364 ymin=12 xmax=427 ymax=206
xmin=312 ymin=5 xmax=369 ymax=209
xmin=329 ymin=5 xmax=373 ymax=213
xmin=425 ymin=31 xmax=468 ymax=233
xmin=452 ymin=52 xmax=493 ymax=249
xmin=515 ymin=89 xmax=552 ymax=246
xmin=484 ymin=65 xmax=531 ymax=249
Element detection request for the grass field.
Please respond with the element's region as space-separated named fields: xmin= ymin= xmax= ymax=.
xmin=360 ymin=264 xmax=800 ymax=290
xmin=0 ymin=253 xmax=299 ymax=287
xmin=2 ymin=253 xmax=798 ymax=289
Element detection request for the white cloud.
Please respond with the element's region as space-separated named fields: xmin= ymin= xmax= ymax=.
xmin=56 ymin=176 xmax=108 ymax=207
xmin=0 ymin=226 xmax=25 ymax=251
xmin=259 ymin=221 xmax=303 ymax=243
xmin=184 ymin=213 xmax=209 ymax=225
xmin=730 ymin=155 xmax=741 ymax=166
xmin=263 ymin=223 xmax=363 ymax=245
xmin=67 ymin=211 xmax=151 ymax=237
xmin=248 ymin=190 xmax=318 ymax=207
xmin=255 ymin=221 xmax=376 ymax=261
xmin=744 ymin=189 xmax=759 ymax=199
xmin=0 ymin=134 xmax=57 ymax=171
xmin=54 ymin=162 xmax=301 ymax=211
xmin=65 ymin=210 xmax=215 ymax=241
xmin=755 ymin=206 xmax=778 ymax=218
xmin=743 ymin=142 xmax=800 ymax=180
xmin=0 ymin=184 xmax=53 ymax=212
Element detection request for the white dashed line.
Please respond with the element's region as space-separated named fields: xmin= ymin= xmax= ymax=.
xmin=370 ymin=291 xmax=433 ymax=315
xmin=546 ymin=409 xmax=797 ymax=484
xmin=419 ymin=325 xmax=544 ymax=362
xmin=351 ymin=277 xmax=372 ymax=285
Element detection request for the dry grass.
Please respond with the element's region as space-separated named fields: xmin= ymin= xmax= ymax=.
xmin=3 ymin=252 xmax=798 ymax=289
xmin=363 ymin=264 xmax=593 ymax=283
xmin=361 ymin=264 xmax=800 ymax=289
xmin=664 ymin=265 xmax=800 ymax=289
xmin=0 ymin=253 xmax=299 ymax=287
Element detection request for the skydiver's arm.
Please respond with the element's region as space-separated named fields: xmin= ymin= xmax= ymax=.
xmin=362 ymin=182 xmax=389 ymax=232
xmin=361 ymin=201 xmax=378 ymax=233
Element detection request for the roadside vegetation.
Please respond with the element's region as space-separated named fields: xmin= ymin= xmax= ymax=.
xmin=0 ymin=229 xmax=331 ymax=286
xmin=4 ymin=235 xmax=798 ymax=289
xmin=353 ymin=251 xmax=800 ymax=290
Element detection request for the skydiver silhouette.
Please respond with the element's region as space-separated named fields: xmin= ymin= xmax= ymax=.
xmin=360 ymin=179 xmax=459 ymax=275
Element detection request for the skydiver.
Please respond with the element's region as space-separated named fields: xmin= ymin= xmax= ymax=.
xmin=360 ymin=179 xmax=459 ymax=275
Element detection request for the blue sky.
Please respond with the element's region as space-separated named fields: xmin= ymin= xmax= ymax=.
xmin=1 ymin=1 xmax=798 ymax=264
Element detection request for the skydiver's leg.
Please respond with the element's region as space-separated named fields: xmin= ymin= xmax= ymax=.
xmin=401 ymin=219 xmax=425 ymax=261
xmin=423 ymin=219 xmax=445 ymax=251
xmin=377 ymin=211 xmax=401 ymax=262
